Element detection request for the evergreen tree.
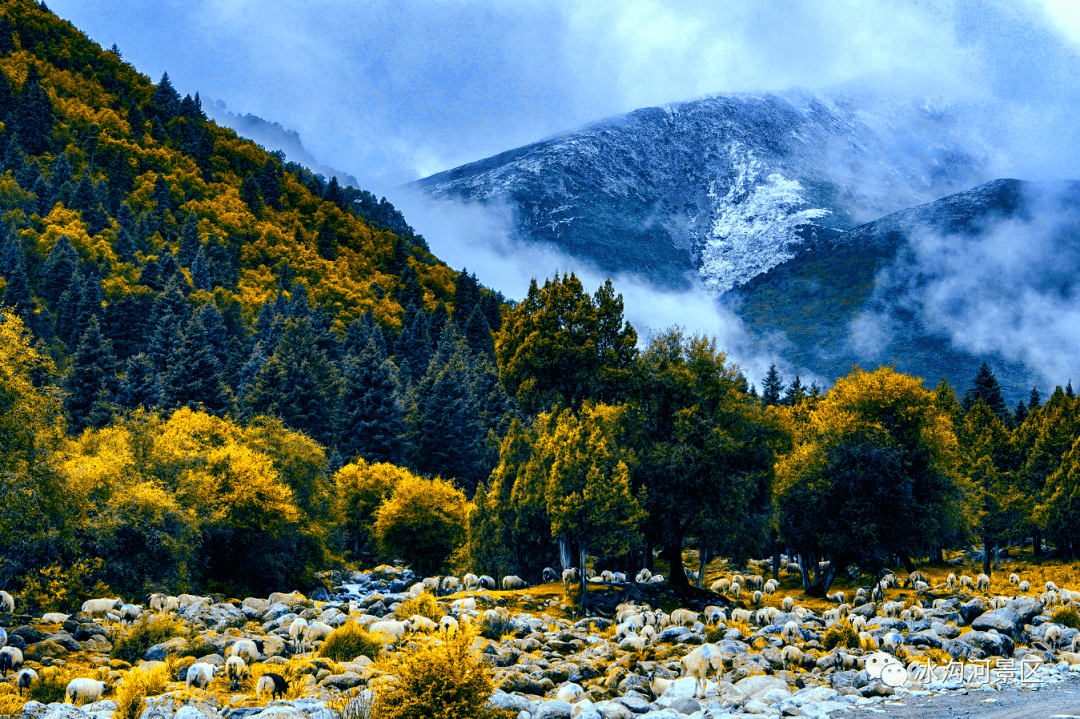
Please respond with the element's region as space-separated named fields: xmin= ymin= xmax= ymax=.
xmin=150 ymin=72 xmax=181 ymax=121
xmin=398 ymin=265 xmax=424 ymax=309
xmin=453 ymin=269 xmax=480 ymax=323
xmin=316 ymin=221 xmax=336 ymax=261
xmin=162 ymin=308 xmax=232 ymax=415
xmin=761 ymin=364 xmax=784 ymax=406
xmin=149 ymin=173 xmax=173 ymax=234
xmin=427 ymin=302 xmax=449 ymax=348
xmin=257 ymin=159 xmax=282 ymax=211
xmin=190 ymin=245 xmax=211 ymax=290
xmin=1014 ymin=399 xmax=1028 ymax=426
xmin=74 ymin=271 xmax=104 ymax=342
xmin=54 ymin=282 xmax=79 ymax=347
xmin=41 ymin=234 xmax=78 ymax=304
xmin=464 ymin=306 xmax=494 ymax=358
xmin=114 ymin=225 xmax=135 ymax=264
xmin=783 ymin=375 xmax=806 ymax=406
xmin=85 ymin=379 xmax=117 ymax=430
xmin=324 ymin=176 xmax=345 ymax=207
xmin=1029 ymin=386 xmax=1042 ymax=411
xmin=117 ymin=353 xmax=158 ymax=410
xmin=66 ymin=315 xmax=118 ymax=431
xmin=240 ymin=173 xmax=262 ymax=212
xmin=103 ymin=292 xmax=152 ymax=360
xmin=1068 ymin=381 xmax=1075 ymax=399
xmin=0 ymin=64 xmax=14 ymax=120
xmin=0 ymin=255 xmax=33 ymax=326
xmin=396 ymin=302 xmax=430 ymax=384
xmin=338 ymin=337 xmax=405 ymax=464
xmin=963 ymin=362 xmax=1008 ymax=422
xmin=178 ymin=214 xmax=200 ymax=265
xmin=146 ymin=309 xmax=182 ymax=374
xmin=12 ymin=66 xmax=54 ymax=155
xmin=138 ymin=257 xmax=163 ymax=291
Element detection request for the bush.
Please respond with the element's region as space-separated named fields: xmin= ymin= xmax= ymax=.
xmin=479 ymin=614 xmax=516 ymax=641
xmin=394 ymin=593 xmax=441 ymax=623
xmin=373 ymin=475 xmax=469 ymax=576
xmin=319 ymin=622 xmax=383 ymax=662
xmin=116 ymin=661 xmax=173 ymax=719
xmin=370 ymin=622 xmax=498 ymax=719
xmin=18 ymin=558 xmax=107 ymax=614
xmin=1051 ymin=606 xmax=1080 ymax=629
xmin=28 ymin=666 xmax=73 ymax=705
xmin=823 ymin=620 xmax=861 ymax=650
xmin=111 ymin=613 xmax=186 ymax=664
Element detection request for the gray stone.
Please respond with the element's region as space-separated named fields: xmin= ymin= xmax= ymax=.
xmin=596 ymin=702 xmax=635 ymax=719
xmin=534 ymin=700 xmax=573 ymax=719
xmin=487 ymin=691 xmax=535 ymax=715
xmin=860 ymin=683 xmax=893 ymax=697
xmin=970 ymin=611 xmax=1020 ymax=638
xmin=613 ymin=694 xmax=652 ymax=713
xmin=616 ymin=673 xmax=650 ymax=695
xmin=907 ymin=630 xmax=943 ymax=649
xmin=667 ymin=697 xmax=699 ymax=715
xmin=733 ymin=674 xmax=789 ymax=698
xmin=145 ymin=636 xmax=192 ymax=661
xmin=926 ymin=609 xmax=962 ymax=625
xmin=958 ymin=630 xmax=1014 ymax=657
xmin=320 ymin=672 xmax=364 ymax=690
xmin=960 ymin=598 xmax=987 ymax=625
xmin=658 ymin=627 xmax=691 ymax=643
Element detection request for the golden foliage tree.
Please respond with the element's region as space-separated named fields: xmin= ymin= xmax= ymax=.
xmin=373 ymin=473 xmax=469 ymax=576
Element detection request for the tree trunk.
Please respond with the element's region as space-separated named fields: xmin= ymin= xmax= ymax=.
xmin=933 ymin=546 xmax=944 ymax=564
xmin=578 ymin=545 xmax=588 ymax=607
xmin=772 ymin=542 xmax=781 ymax=581
xmin=994 ymin=544 xmax=1000 ymax=571
xmin=807 ymin=554 xmax=849 ymax=597
xmin=982 ymin=538 xmax=992 ymax=577
xmin=661 ymin=544 xmax=687 ymax=587
xmin=799 ymin=548 xmax=812 ymax=591
xmin=900 ymin=554 xmax=916 ymax=574
xmin=561 ymin=531 xmax=578 ymax=570
xmin=695 ymin=547 xmax=709 ymax=589
xmin=1033 ymin=529 xmax=1043 ymax=558
xmin=645 ymin=540 xmax=654 ymax=572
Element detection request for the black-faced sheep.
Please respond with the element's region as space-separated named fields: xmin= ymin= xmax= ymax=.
xmin=0 ymin=591 xmax=14 ymax=613
xmin=65 ymin=678 xmax=107 ymax=705
xmin=636 ymin=568 xmax=652 ymax=584
xmin=0 ymin=646 xmax=23 ymax=677
xmin=501 ymin=575 xmax=527 ymax=590
xmin=185 ymin=662 xmax=216 ymax=691
xmin=120 ymin=604 xmax=143 ymax=624
xmin=478 ymin=575 xmax=496 ymax=590
xmin=256 ymin=672 xmax=289 ymax=701
xmin=16 ymin=668 xmax=36 ymax=695
xmin=225 ymin=655 xmax=248 ymax=689
xmin=542 ymin=567 xmax=558 ymax=583
xmin=441 ymin=576 xmax=461 ymax=594
xmin=463 ymin=573 xmax=480 ymax=590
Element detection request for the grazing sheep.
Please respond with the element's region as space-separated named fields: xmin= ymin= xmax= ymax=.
xmin=1009 ymin=573 xmax=1020 ymax=586
xmin=479 ymin=575 xmax=497 ymax=590
xmin=267 ymin=591 xmax=301 ymax=605
xmin=288 ymin=617 xmax=309 ymax=654
xmin=620 ymin=613 xmax=645 ymax=630
xmin=636 ymin=568 xmax=652 ymax=583
xmin=614 ymin=622 xmax=637 ymax=642
xmin=914 ymin=581 xmax=929 ymax=594
xmin=501 ymin=575 xmax=527 ymax=590
xmin=612 ymin=571 xmax=628 ymax=583
xmin=649 ymin=574 xmax=665 ymax=584
xmin=782 ymin=596 xmax=795 ymax=612
xmin=838 ymin=603 xmax=851 ymax=618
xmin=752 ymin=590 xmax=763 ymax=606
xmin=66 ymin=678 xmax=107 ymax=705
xmin=781 ymin=645 xmax=803 ymax=670
xmin=758 ymin=607 xmax=779 ymax=625
xmin=1071 ymin=634 xmax=1080 ymax=652
xmin=439 ymin=615 xmax=459 ymax=633
xmin=946 ymin=574 xmax=956 ymax=590
xmin=81 ymin=598 xmax=122 ymax=617
xmin=782 ymin=620 xmax=800 ymax=645
xmin=710 ymin=579 xmax=730 ymax=594
xmin=41 ymin=612 xmax=69 ymax=624
xmin=120 ymin=604 xmax=142 ymax=624
xmin=185 ymin=662 xmax=216 ymax=691
xmin=0 ymin=591 xmax=14 ymax=614
xmin=730 ymin=609 xmax=752 ymax=624
xmin=450 ymin=597 xmax=476 ymax=613
xmin=907 ymin=571 xmax=928 ymax=586
xmin=303 ymin=621 xmax=333 ymax=646
xmin=671 ymin=609 xmax=699 ymax=627
xmin=851 ymin=616 xmax=867 ymax=633
xmin=441 ymin=576 xmax=461 ymax=594
xmin=641 ymin=625 xmax=656 ymax=640
xmin=911 ymin=606 xmax=926 ymax=621
xmin=463 ymin=573 xmax=480 ymax=590
xmin=882 ymin=631 xmax=904 ymax=653
xmin=164 ymin=596 xmax=179 ymax=611
xmin=731 ymin=583 xmax=742 ymax=599
xmin=561 ymin=568 xmax=578 ymax=588
xmin=422 ymin=577 xmax=440 ymax=593
xmin=224 ymin=656 xmax=248 ymax=689
xmin=785 ymin=563 xmax=802 ymax=577
xmin=763 ymin=581 xmax=777 ymax=596
xmin=541 ymin=567 xmax=558 ymax=583
xmin=681 ymin=643 xmax=723 ymax=698
xmin=0 ymin=647 xmax=22 ymax=677
xmin=703 ymin=606 xmax=725 ymax=625
xmin=229 ymin=639 xmax=263 ymax=663
xmin=256 ymin=672 xmax=289 ymax=701
xmin=749 ymin=575 xmax=764 ymax=589
xmin=828 ymin=591 xmax=845 ymax=604
xmin=976 ymin=574 xmax=991 ymax=592
xmin=1044 ymin=625 xmax=1063 ymax=649
xmin=621 ymin=634 xmax=646 ymax=652
xmin=960 ymin=575 xmax=974 ymax=589
xmin=1046 ymin=581 xmax=1060 ymax=593
xmin=408 ymin=583 xmax=427 ymax=598
xmin=859 ymin=631 xmax=877 ymax=649
xmin=556 ymin=683 xmax=585 ymax=703
xmin=409 ymin=615 xmax=437 ymax=633
xmin=16 ymin=668 xmax=37 ymax=695
xmin=178 ymin=593 xmax=206 ymax=608
xmin=369 ymin=620 xmax=406 ymax=639
xmin=148 ymin=593 xmax=168 ymax=611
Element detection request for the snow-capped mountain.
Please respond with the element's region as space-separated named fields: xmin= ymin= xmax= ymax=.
xmin=413 ymin=89 xmax=993 ymax=293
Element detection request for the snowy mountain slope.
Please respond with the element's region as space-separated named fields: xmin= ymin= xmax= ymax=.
xmin=413 ymin=90 xmax=993 ymax=292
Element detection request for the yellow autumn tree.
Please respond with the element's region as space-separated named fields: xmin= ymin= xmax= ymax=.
xmin=373 ymin=474 xmax=470 ymax=576
xmin=334 ymin=458 xmax=415 ymax=556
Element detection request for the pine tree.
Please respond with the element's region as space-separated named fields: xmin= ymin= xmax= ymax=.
xmin=963 ymin=362 xmax=1008 ymax=422
xmin=66 ymin=315 xmax=118 ymax=431
xmin=427 ymin=303 xmax=449 ymax=348
xmin=396 ymin=303 xmax=430 ymax=384
xmin=464 ymin=306 xmax=494 ymax=358
xmin=398 ymin=265 xmax=424 ymax=310
xmin=190 ymin=245 xmax=211 ymax=290
xmin=12 ymin=66 xmax=54 ymax=155
xmin=240 ymin=173 xmax=262 ymax=213
xmin=150 ymin=72 xmax=181 ymax=121
xmin=178 ymin=214 xmax=200 ymax=265
xmin=103 ymin=292 xmax=152 ymax=360
xmin=1014 ymin=399 xmax=1028 ymax=426
xmin=150 ymin=173 xmax=173 ymax=235
xmin=138 ymin=257 xmax=163 ymax=291
xmin=1068 ymin=381 xmax=1075 ymax=399
xmin=317 ymin=221 xmax=336 ymax=260
xmin=162 ymin=307 xmax=232 ymax=415
xmin=117 ymin=353 xmax=158 ymax=410
xmin=41 ymin=234 xmax=78 ymax=304
xmin=784 ymin=375 xmax=806 ymax=406
xmin=0 ymin=63 xmax=14 ymax=119
xmin=0 ymin=255 xmax=33 ymax=325
xmin=762 ymin=364 xmax=784 ymax=406
xmin=1029 ymin=386 xmax=1042 ymax=411
xmin=146 ymin=309 xmax=182 ymax=374
xmin=338 ymin=337 xmax=405 ymax=464
xmin=257 ymin=159 xmax=282 ymax=211
xmin=453 ymin=269 xmax=480 ymax=323
xmin=86 ymin=379 xmax=117 ymax=430
xmin=324 ymin=176 xmax=345 ymax=207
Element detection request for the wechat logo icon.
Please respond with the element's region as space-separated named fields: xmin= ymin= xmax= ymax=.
xmin=865 ymin=651 xmax=908 ymax=687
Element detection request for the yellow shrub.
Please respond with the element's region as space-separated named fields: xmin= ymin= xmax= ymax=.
xmin=319 ymin=622 xmax=383 ymax=662
xmin=370 ymin=622 xmax=497 ymax=719
xmin=823 ymin=620 xmax=861 ymax=650
xmin=1051 ymin=606 xmax=1080 ymax=629
xmin=394 ymin=593 xmax=441 ymax=623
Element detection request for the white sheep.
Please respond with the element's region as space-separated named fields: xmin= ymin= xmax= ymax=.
xmin=65 ymin=678 xmax=107 ymax=705
xmin=730 ymin=608 xmax=751 ymax=624
xmin=614 ymin=621 xmax=637 ymax=642
xmin=450 ymin=597 xmax=476 ymax=613
xmin=409 ymin=615 xmax=437 ymax=633
xmin=41 ymin=612 xmax=69 ymax=623
xmin=439 ymin=615 xmax=459 ymax=633
xmin=148 ymin=593 xmax=168 ymax=611
xmin=1009 ymin=573 xmax=1020 ymax=586
xmin=303 ymin=621 xmax=333 ymax=646
xmin=408 ymin=582 xmax=427 ymax=598
xmin=1044 ymin=625 xmax=1063 ymax=649
xmin=1047 ymin=581 xmax=1060 ymax=592
xmin=185 ymin=662 xmax=216 ymax=691
xmin=621 ymin=634 xmax=646 ymax=652
xmin=732 ymin=574 xmax=745 ymax=586
xmin=224 ymin=655 xmax=248 ymax=688
xmin=763 ymin=581 xmax=777 ymax=596
xmin=501 ymin=575 xmax=527 ymax=590
xmin=681 ymin=643 xmax=723 ymax=698
xmin=288 ymin=617 xmax=309 ymax=654
xmin=463 ymin=573 xmax=480 ymax=590
xmin=703 ymin=605 xmax=724 ymax=625
xmin=671 ymin=609 xmax=698 ymax=627
xmin=441 ymin=576 xmax=461 ymax=594
xmin=641 ymin=625 xmax=656 ymax=640
xmin=976 ymin=574 xmax=990 ymax=592
xmin=422 ymin=577 xmax=440 ymax=593
xmin=0 ymin=647 xmax=22 ymax=677
xmin=256 ymin=672 xmax=289 ymax=701
xmin=0 ymin=591 xmax=14 ymax=614
xmin=731 ymin=583 xmax=742 ymax=599
xmin=164 ymin=596 xmax=179 ymax=611
xmin=542 ymin=567 xmax=558 ymax=583
xmin=914 ymin=581 xmax=929 ymax=594
xmin=710 ymin=578 xmax=729 ymax=594
xmin=946 ymin=573 xmax=956 ymax=590
xmin=882 ymin=631 xmax=904 ymax=653
xmin=178 ymin=593 xmax=206 ymax=608
xmin=120 ymin=604 xmax=142 ymax=624
xmin=369 ymin=620 xmax=406 ymax=639
xmin=748 ymin=575 xmax=764 ymax=590
xmin=960 ymin=575 xmax=974 ymax=589
xmin=649 ymin=574 xmax=665 ymax=584
xmin=562 ymin=568 xmax=578 ymax=587
xmin=752 ymin=590 xmax=763 ymax=606
xmin=601 ymin=570 xmax=615 ymax=583
xmin=81 ymin=598 xmax=122 ymax=617
xmin=850 ymin=615 xmax=867 ymax=633
xmin=1019 ymin=580 xmax=1031 ymax=592
xmin=636 ymin=568 xmax=652 ymax=584
xmin=268 ymin=591 xmax=302 ymax=605
xmin=781 ymin=620 xmax=800 ymax=645
xmin=782 ymin=596 xmax=794 ymax=612
xmin=16 ymin=667 xmax=37 ymax=695
xmin=229 ymin=639 xmax=263 ymax=663
xmin=479 ymin=575 xmax=497 ymax=590
xmin=781 ymin=645 xmax=803 ymax=670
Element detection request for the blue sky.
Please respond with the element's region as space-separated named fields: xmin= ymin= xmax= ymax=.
xmin=44 ymin=0 xmax=1080 ymax=193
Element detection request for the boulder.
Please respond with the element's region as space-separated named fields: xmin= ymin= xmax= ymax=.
xmin=657 ymin=627 xmax=691 ymax=643
xmin=320 ymin=672 xmax=365 ymax=690
xmin=733 ymin=674 xmax=789 ymax=698
xmin=957 ymin=630 xmax=1014 ymax=657
xmin=970 ymin=611 xmax=1021 ymax=638
xmin=145 ymin=636 xmax=193 ymax=661
xmin=534 ymin=700 xmax=573 ymax=719
xmin=24 ymin=639 xmax=69 ymax=661
xmin=959 ymin=598 xmax=986 ymax=625
xmin=667 ymin=697 xmax=699 ymax=715
xmin=487 ymin=690 xmax=535 ymax=716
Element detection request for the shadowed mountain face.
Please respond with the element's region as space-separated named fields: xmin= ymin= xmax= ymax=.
xmin=413 ymin=90 xmax=992 ymax=293
xmin=729 ymin=179 xmax=1080 ymax=397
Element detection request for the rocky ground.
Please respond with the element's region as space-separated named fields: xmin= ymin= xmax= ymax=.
xmin=2 ymin=563 xmax=1079 ymax=719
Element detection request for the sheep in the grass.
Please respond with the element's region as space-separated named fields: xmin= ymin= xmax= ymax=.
xmin=441 ymin=576 xmax=461 ymax=594
xmin=621 ymin=634 xmax=646 ymax=652
xmin=421 ymin=577 xmax=440 ymax=593
xmin=185 ymin=662 xmax=216 ymax=691
xmin=731 ymin=583 xmax=742 ymax=599
xmin=41 ymin=613 xmax=68 ymax=624
xmin=882 ymin=631 xmax=904 ymax=653
xmin=636 ymin=568 xmax=652 ymax=583
xmin=785 ymin=563 xmax=802 ymax=577
xmin=947 ymin=573 xmax=956 ymax=590
xmin=450 ymin=597 xmax=476 ymax=613
xmin=747 ymin=575 xmax=764 ymax=590
xmin=81 ymin=597 xmax=122 ymax=617
xmin=650 ymin=574 xmax=665 ymax=584
xmin=681 ymin=643 xmax=723 ymax=698
xmin=781 ymin=620 xmax=800 ymax=645
xmin=710 ymin=578 xmax=730 ymax=594
xmin=120 ymin=604 xmax=142 ymax=624
xmin=1019 ymin=580 xmax=1031 ymax=592
xmin=463 ymin=573 xmax=480 ymax=590
xmin=757 ymin=607 xmax=779 ymax=625
xmin=0 ymin=591 xmax=13 ymax=613
xmin=256 ymin=672 xmax=289 ymax=701
xmin=65 ymin=678 xmax=107 ymax=705
xmin=860 ymin=631 xmax=877 ymax=649
xmin=178 ymin=593 xmax=207 ymax=608
xmin=562 ymin=568 xmax=578 ymax=588
xmin=439 ymin=615 xmax=459 ymax=633
xmin=288 ymin=617 xmax=309 ymax=654
xmin=229 ymin=639 xmax=263 ymax=663
xmin=16 ymin=668 xmax=36 ymax=695
xmin=369 ymin=620 xmax=406 ymax=640
xmin=960 ymin=575 xmax=974 ymax=589
xmin=408 ymin=615 xmax=437 ymax=633
xmin=763 ymin=580 xmax=777 ymax=596
xmin=1009 ymin=573 xmax=1020 ymax=586
xmin=641 ymin=625 xmax=656 ymax=640
xmin=851 ymin=615 xmax=867 ymax=633
xmin=976 ymin=574 xmax=990 ymax=592
xmin=502 ymin=575 xmax=527 ymax=590
xmin=0 ymin=647 xmax=23 ymax=677
xmin=303 ymin=621 xmax=333 ymax=647
xmin=671 ymin=609 xmax=698 ymax=627
xmin=479 ymin=575 xmax=497 ymax=590
xmin=914 ymin=581 xmax=929 ymax=594
xmin=781 ymin=645 xmax=804 ymax=671
xmin=782 ymin=596 xmax=795 ymax=612
xmin=542 ymin=567 xmax=558 ymax=583
xmin=613 ymin=572 xmax=627 ymax=583
xmin=224 ymin=655 xmax=248 ymax=689
xmin=730 ymin=609 xmax=751 ymax=624
xmin=752 ymin=590 xmax=763 ymax=606
xmin=703 ymin=606 xmax=725 ymax=625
